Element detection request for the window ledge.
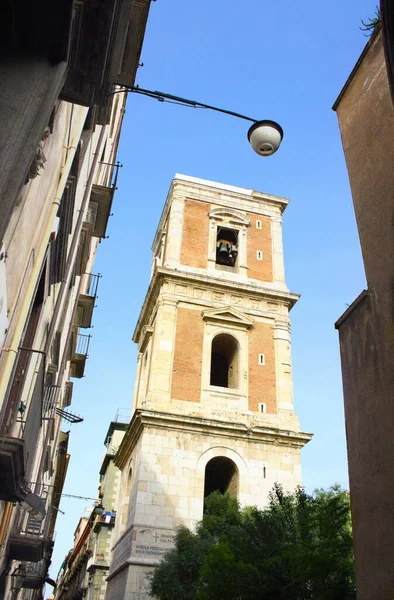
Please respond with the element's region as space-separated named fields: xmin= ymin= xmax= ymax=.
xmin=205 ymin=386 xmax=246 ymax=398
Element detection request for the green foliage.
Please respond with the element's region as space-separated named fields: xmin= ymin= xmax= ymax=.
xmin=150 ymin=486 xmax=356 ymax=600
xmin=360 ymin=6 xmax=381 ymax=37
xmin=150 ymin=526 xmax=212 ymax=600
xmin=197 ymin=490 xmax=242 ymax=537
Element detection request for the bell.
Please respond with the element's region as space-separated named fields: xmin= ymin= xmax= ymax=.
xmin=218 ymin=242 xmax=229 ymax=255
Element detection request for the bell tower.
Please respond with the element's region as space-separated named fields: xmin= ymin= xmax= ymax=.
xmin=105 ymin=175 xmax=312 ymax=600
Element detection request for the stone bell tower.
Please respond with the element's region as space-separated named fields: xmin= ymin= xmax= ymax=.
xmin=105 ymin=175 xmax=312 ymax=599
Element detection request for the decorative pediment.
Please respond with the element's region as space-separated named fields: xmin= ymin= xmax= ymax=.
xmin=202 ymin=306 xmax=254 ymax=328
xmin=208 ymin=207 xmax=250 ymax=227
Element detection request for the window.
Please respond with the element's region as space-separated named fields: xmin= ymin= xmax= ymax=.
xmin=204 ymin=457 xmax=238 ymax=505
xmin=258 ymin=353 xmax=265 ymax=365
xmin=263 ymin=466 xmax=266 ymax=478
xmin=256 ymin=250 xmax=263 ymax=261
xmin=216 ymin=227 xmax=238 ymax=267
xmin=256 ymin=220 xmax=262 ymax=229
xmin=210 ymin=334 xmax=239 ymax=388
xmin=258 ymin=402 xmax=266 ymax=413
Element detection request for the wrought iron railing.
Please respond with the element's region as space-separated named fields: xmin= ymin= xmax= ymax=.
xmin=43 ymin=385 xmax=61 ymax=418
xmin=22 ymin=483 xmax=52 ymax=538
xmin=75 ymin=333 xmax=91 ymax=357
xmin=113 ymin=407 xmax=132 ymax=423
xmin=85 ymin=273 xmax=101 ymax=298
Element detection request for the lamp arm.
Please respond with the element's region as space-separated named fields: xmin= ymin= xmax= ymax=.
xmin=110 ymin=86 xmax=258 ymax=123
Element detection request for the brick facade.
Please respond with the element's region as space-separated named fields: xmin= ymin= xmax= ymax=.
xmin=171 ymin=306 xmax=204 ymax=402
xmin=248 ymin=321 xmax=276 ymax=413
xmin=180 ymin=199 xmax=209 ymax=268
xmin=246 ymin=213 xmax=273 ymax=282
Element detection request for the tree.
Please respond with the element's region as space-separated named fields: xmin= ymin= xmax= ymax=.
xmin=150 ymin=486 xmax=356 ymax=600
xmin=150 ymin=492 xmax=241 ymax=600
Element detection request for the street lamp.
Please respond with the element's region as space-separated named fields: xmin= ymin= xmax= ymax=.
xmin=111 ymin=86 xmax=283 ymax=157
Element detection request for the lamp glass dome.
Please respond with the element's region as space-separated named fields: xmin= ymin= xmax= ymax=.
xmin=247 ymin=120 xmax=283 ymax=156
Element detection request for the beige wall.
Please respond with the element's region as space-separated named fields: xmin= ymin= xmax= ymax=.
xmin=334 ymin=29 xmax=394 ymax=600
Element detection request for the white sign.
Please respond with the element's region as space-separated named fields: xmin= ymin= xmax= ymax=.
xmin=131 ymin=526 xmax=175 ymax=559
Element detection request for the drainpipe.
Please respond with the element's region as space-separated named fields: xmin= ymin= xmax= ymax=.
xmin=0 ymin=108 xmax=89 ymax=404
xmin=0 ymin=501 xmax=12 ymax=546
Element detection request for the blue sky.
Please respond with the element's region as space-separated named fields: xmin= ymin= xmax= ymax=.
xmin=47 ymin=0 xmax=376 ymax=588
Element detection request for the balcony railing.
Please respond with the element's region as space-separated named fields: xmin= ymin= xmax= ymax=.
xmin=75 ymin=333 xmax=91 ymax=358
xmin=8 ymin=483 xmax=53 ymax=562
xmin=113 ymin=407 xmax=132 ymax=424
xmin=75 ymin=274 xmax=101 ymax=328
xmin=86 ymin=184 xmax=115 ymax=239
xmin=70 ymin=334 xmax=92 ymax=378
xmin=86 ymin=272 xmax=101 ymax=297
xmin=42 ymin=385 xmax=61 ymax=419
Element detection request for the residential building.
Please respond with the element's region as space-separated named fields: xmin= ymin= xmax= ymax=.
xmin=54 ymin=417 xmax=128 ymax=600
xmin=333 ymin=16 xmax=394 ymax=600
xmin=105 ymin=174 xmax=312 ymax=599
xmin=0 ymin=1 xmax=151 ymax=597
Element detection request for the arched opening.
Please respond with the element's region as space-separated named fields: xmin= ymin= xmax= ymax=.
xmin=210 ymin=334 xmax=239 ymax=388
xmin=126 ymin=467 xmax=133 ymax=497
xmin=216 ymin=227 xmax=238 ymax=267
xmin=204 ymin=456 xmax=239 ymax=500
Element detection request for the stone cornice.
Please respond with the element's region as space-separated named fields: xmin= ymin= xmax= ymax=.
xmin=133 ymin=268 xmax=299 ymax=341
xmin=152 ymin=175 xmax=290 ymax=253
xmin=115 ymin=409 xmax=313 ymax=470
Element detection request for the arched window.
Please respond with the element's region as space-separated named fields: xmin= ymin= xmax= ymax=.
xmin=204 ymin=457 xmax=238 ymax=500
xmin=210 ymin=334 xmax=239 ymax=388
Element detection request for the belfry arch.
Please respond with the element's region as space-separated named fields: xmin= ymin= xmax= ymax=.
xmin=204 ymin=456 xmax=239 ymax=500
xmin=210 ymin=333 xmax=239 ymax=388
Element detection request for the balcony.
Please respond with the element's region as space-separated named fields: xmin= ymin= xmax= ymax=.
xmin=86 ymin=184 xmax=115 ymax=239
xmin=93 ymin=511 xmax=116 ymax=533
xmin=75 ymin=274 xmax=101 ymax=328
xmin=8 ymin=484 xmax=54 ymax=562
xmin=70 ymin=333 xmax=91 ymax=379
xmin=86 ymin=552 xmax=110 ymax=571
xmin=59 ymin=0 xmax=151 ymax=125
xmin=8 ymin=534 xmax=46 ymax=562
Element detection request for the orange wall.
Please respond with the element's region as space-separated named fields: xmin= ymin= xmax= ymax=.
xmin=246 ymin=213 xmax=273 ymax=282
xmin=248 ymin=321 xmax=276 ymax=413
xmin=171 ymin=306 xmax=203 ymax=402
xmin=180 ymin=199 xmax=209 ymax=269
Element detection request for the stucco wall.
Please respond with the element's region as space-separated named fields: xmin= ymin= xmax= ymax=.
xmin=335 ymin=29 xmax=394 ymax=600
